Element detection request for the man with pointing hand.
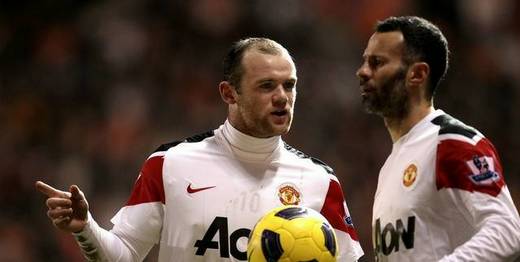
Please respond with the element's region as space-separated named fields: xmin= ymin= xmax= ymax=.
xmin=36 ymin=37 xmax=364 ymax=261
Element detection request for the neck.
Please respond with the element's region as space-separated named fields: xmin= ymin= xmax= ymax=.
xmin=384 ymin=104 xmax=434 ymax=143
xmin=222 ymin=120 xmax=281 ymax=161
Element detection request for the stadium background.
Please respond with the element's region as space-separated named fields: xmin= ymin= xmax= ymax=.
xmin=1 ymin=1 xmax=519 ymax=261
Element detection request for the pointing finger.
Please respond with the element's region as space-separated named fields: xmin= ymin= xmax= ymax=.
xmin=36 ymin=181 xmax=70 ymax=198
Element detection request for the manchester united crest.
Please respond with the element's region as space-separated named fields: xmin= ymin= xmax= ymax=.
xmin=278 ymin=183 xmax=301 ymax=205
xmin=403 ymin=164 xmax=418 ymax=187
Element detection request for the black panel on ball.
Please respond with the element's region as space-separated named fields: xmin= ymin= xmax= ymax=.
xmin=275 ymin=207 xmax=308 ymax=220
xmin=321 ymin=223 xmax=337 ymax=256
xmin=261 ymin=229 xmax=284 ymax=261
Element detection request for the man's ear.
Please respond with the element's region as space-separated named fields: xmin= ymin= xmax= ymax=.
xmin=408 ymin=62 xmax=429 ymax=86
xmin=219 ymin=81 xmax=237 ymax=104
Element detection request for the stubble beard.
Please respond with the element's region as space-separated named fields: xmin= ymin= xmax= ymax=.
xmin=264 ymin=112 xmax=293 ymax=137
xmin=237 ymin=107 xmax=292 ymax=138
xmin=362 ymin=68 xmax=410 ymax=119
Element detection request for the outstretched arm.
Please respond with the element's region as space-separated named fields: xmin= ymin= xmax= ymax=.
xmin=36 ymin=181 xmax=154 ymax=261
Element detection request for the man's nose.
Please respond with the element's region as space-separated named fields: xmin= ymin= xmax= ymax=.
xmin=273 ymin=85 xmax=289 ymax=105
xmin=356 ymin=63 xmax=371 ymax=81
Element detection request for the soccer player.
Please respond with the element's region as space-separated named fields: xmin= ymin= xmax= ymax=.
xmin=356 ymin=16 xmax=520 ymax=261
xmin=36 ymin=37 xmax=364 ymax=261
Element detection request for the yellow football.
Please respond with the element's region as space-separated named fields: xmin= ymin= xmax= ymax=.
xmin=247 ymin=205 xmax=337 ymax=262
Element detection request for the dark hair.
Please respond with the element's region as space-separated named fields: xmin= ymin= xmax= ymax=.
xmin=223 ymin=37 xmax=290 ymax=91
xmin=376 ymin=16 xmax=449 ymax=99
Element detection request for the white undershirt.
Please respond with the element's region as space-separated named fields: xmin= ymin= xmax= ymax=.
xmin=222 ymin=119 xmax=282 ymax=162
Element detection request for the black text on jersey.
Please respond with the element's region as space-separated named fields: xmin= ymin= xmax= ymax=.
xmin=374 ymin=216 xmax=415 ymax=256
xmin=194 ymin=217 xmax=250 ymax=260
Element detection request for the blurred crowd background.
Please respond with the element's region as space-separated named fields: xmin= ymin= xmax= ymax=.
xmin=1 ymin=0 xmax=519 ymax=261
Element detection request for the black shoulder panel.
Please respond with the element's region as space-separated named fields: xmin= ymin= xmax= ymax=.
xmin=154 ymin=130 xmax=215 ymax=153
xmin=283 ymin=142 xmax=334 ymax=174
xmin=431 ymin=114 xmax=478 ymax=139
xmin=185 ymin=130 xmax=215 ymax=143
xmin=154 ymin=141 xmax=183 ymax=152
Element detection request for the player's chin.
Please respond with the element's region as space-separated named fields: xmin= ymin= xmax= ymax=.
xmin=266 ymin=113 xmax=291 ymax=133
xmin=275 ymin=126 xmax=291 ymax=136
xmin=270 ymin=121 xmax=292 ymax=136
xmin=362 ymin=98 xmax=380 ymax=114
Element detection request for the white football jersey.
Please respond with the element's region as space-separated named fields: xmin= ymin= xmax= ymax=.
xmin=372 ymin=109 xmax=520 ymax=261
xmin=106 ymin=120 xmax=363 ymax=261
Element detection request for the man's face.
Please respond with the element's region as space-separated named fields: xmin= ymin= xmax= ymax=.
xmin=356 ymin=31 xmax=410 ymax=118
xmin=232 ymin=50 xmax=297 ymax=138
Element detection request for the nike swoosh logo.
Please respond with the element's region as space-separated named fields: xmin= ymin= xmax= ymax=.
xmin=187 ymin=183 xmax=216 ymax=194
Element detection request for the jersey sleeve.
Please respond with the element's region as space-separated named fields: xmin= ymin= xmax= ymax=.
xmin=73 ymin=212 xmax=154 ymax=262
xmin=110 ymin=151 xmax=166 ymax=244
xmin=436 ymin=137 xmax=520 ymax=261
xmin=71 ymin=151 xmax=167 ymax=261
xmin=320 ymin=177 xmax=364 ymax=261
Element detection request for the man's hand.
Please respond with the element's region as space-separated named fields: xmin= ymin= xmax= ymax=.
xmin=35 ymin=181 xmax=89 ymax=233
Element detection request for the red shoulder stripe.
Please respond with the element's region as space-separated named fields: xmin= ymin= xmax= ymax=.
xmin=436 ymin=137 xmax=504 ymax=197
xmin=126 ymin=155 xmax=166 ymax=205
xmin=320 ymin=179 xmax=359 ymax=241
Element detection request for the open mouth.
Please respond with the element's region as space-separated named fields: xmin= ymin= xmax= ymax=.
xmin=271 ymin=110 xmax=288 ymax=116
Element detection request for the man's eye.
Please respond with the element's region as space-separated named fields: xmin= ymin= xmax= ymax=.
xmin=260 ymin=83 xmax=273 ymax=89
xmin=369 ymin=57 xmax=383 ymax=68
xmin=284 ymin=82 xmax=295 ymax=90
